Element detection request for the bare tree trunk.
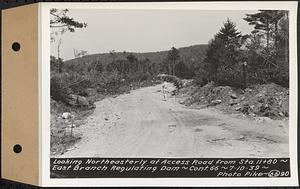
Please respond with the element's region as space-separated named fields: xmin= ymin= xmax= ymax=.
xmin=57 ymin=39 xmax=62 ymax=73
xmin=266 ymin=19 xmax=270 ymax=52
xmin=172 ymin=61 xmax=175 ymax=76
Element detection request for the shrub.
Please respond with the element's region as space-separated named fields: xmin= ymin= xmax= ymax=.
xmin=50 ymin=76 xmax=70 ymax=102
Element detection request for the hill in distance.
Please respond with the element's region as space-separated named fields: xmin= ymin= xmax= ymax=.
xmin=64 ymin=44 xmax=208 ymax=68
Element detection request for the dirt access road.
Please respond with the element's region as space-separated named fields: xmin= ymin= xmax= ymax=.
xmin=60 ymin=83 xmax=289 ymax=158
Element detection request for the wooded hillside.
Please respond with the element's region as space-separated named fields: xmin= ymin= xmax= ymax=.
xmin=63 ymin=44 xmax=208 ymax=78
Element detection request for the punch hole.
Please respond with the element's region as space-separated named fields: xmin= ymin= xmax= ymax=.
xmin=12 ymin=42 xmax=21 ymax=52
xmin=13 ymin=144 xmax=22 ymax=153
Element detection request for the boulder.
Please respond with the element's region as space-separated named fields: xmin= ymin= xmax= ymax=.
xmin=66 ymin=94 xmax=90 ymax=106
xmin=84 ymin=88 xmax=97 ymax=96
xmin=62 ymin=112 xmax=71 ymax=119
xmin=229 ymin=99 xmax=239 ymax=105
xmin=210 ymin=99 xmax=222 ymax=106
xmin=230 ymin=93 xmax=237 ymax=99
xmin=89 ymin=103 xmax=96 ymax=109
xmin=244 ymin=88 xmax=253 ymax=93
xmin=182 ymin=79 xmax=194 ymax=87
xmin=77 ymin=95 xmax=89 ymax=106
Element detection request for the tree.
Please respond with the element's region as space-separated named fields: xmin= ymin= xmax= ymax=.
xmin=50 ymin=56 xmax=61 ymax=73
xmin=56 ymin=39 xmax=63 ymax=73
xmin=167 ymin=47 xmax=180 ymax=75
xmin=174 ymin=61 xmax=191 ymax=79
xmin=244 ymin=10 xmax=289 ymax=87
xmin=202 ymin=19 xmax=243 ymax=86
xmin=109 ymin=50 xmax=117 ymax=60
xmin=126 ymin=53 xmax=137 ymax=63
xmin=126 ymin=53 xmax=138 ymax=73
xmin=140 ymin=58 xmax=151 ymax=73
xmin=216 ymin=18 xmax=242 ymax=48
xmin=204 ymin=38 xmax=226 ymax=75
xmin=50 ymin=8 xmax=87 ymax=41
xmin=243 ymin=10 xmax=285 ymax=51
xmin=50 ymin=8 xmax=88 ymax=76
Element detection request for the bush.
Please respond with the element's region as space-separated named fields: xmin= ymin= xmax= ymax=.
xmin=51 ymin=76 xmax=70 ymax=102
xmin=69 ymin=79 xmax=93 ymax=95
xmin=194 ymin=70 xmax=209 ymax=87
xmin=207 ymin=63 xmax=245 ymax=88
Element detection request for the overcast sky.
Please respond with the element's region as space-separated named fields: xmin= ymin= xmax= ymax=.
xmin=50 ymin=9 xmax=258 ymax=60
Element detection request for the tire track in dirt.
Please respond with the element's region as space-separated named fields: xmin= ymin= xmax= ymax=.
xmin=58 ymin=83 xmax=289 ymax=158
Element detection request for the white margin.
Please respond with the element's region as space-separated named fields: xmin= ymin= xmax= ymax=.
xmin=40 ymin=2 xmax=51 ymax=187
xmin=40 ymin=1 xmax=299 ymax=187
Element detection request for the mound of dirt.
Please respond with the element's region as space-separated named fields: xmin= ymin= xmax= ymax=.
xmin=238 ymin=83 xmax=289 ymax=118
xmin=178 ymin=82 xmax=289 ymax=119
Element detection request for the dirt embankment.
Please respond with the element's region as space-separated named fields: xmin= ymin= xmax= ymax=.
xmin=177 ymin=82 xmax=289 ymax=120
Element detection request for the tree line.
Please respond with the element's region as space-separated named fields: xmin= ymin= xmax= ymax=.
xmin=197 ymin=10 xmax=289 ymax=88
